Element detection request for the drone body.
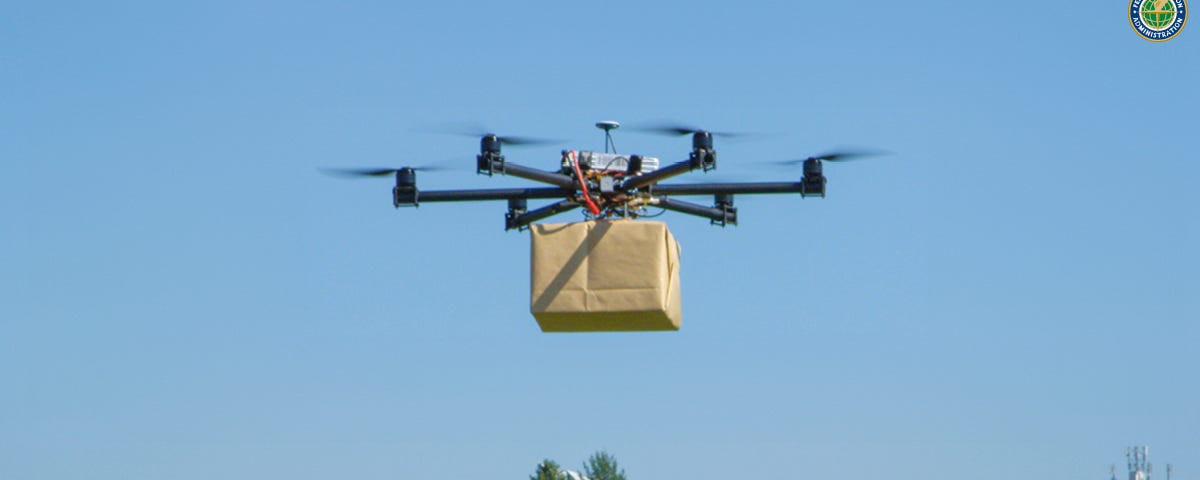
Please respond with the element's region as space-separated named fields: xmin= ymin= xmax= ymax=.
xmin=333 ymin=120 xmax=875 ymax=230
xmin=326 ymin=121 xmax=881 ymax=331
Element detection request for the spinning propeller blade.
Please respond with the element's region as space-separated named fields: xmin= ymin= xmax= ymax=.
xmin=416 ymin=122 xmax=561 ymax=147
xmin=488 ymin=135 xmax=559 ymax=146
xmin=773 ymin=149 xmax=890 ymax=165
xmin=630 ymin=121 xmax=748 ymax=138
xmin=320 ymin=165 xmax=448 ymax=178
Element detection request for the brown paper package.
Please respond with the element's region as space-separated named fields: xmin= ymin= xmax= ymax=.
xmin=530 ymin=220 xmax=682 ymax=332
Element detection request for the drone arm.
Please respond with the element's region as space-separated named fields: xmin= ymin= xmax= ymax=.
xmin=652 ymin=182 xmax=807 ymax=196
xmin=506 ymin=199 xmax=581 ymax=231
xmin=621 ymin=159 xmax=699 ymax=191
xmin=657 ymin=197 xmax=737 ymax=226
xmin=415 ymin=187 xmax=576 ymax=203
xmin=482 ymin=158 xmax=576 ymax=189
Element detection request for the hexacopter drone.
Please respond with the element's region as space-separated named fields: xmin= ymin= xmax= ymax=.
xmin=327 ymin=121 xmax=878 ymax=230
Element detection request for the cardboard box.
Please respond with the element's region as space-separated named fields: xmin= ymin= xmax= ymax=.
xmin=530 ymin=220 xmax=682 ymax=332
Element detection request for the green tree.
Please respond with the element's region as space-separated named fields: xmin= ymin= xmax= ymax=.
xmin=531 ymin=459 xmax=564 ymax=480
xmin=583 ymin=450 xmax=626 ymax=480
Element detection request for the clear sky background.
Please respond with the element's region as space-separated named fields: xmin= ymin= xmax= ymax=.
xmin=3 ymin=1 xmax=1197 ymax=479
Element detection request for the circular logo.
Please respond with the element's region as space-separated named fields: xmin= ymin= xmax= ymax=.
xmin=1130 ymin=0 xmax=1188 ymax=41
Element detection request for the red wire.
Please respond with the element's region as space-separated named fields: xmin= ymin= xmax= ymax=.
xmin=570 ymin=150 xmax=601 ymax=216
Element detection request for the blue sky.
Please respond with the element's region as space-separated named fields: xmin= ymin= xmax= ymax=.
xmin=3 ymin=1 xmax=1197 ymax=479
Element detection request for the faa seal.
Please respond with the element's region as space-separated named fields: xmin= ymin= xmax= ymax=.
xmin=1130 ymin=0 xmax=1188 ymax=41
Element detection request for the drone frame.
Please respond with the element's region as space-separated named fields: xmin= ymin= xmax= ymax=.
xmin=389 ymin=127 xmax=829 ymax=231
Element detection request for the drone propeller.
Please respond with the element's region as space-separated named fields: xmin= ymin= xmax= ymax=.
xmin=416 ymin=123 xmax=561 ymax=147
xmin=485 ymin=134 xmax=559 ymax=146
xmin=773 ymin=149 xmax=889 ymax=165
xmin=320 ymin=165 xmax=449 ymax=178
xmin=630 ymin=121 xmax=747 ymax=138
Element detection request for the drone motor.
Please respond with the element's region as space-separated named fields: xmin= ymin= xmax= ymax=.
xmin=392 ymin=167 xmax=419 ymax=207
xmin=689 ymin=131 xmax=716 ymax=171
xmin=801 ymin=158 xmax=826 ymax=198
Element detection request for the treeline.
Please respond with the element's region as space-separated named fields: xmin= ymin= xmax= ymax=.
xmin=530 ymin=451 xmax=626 ymax=480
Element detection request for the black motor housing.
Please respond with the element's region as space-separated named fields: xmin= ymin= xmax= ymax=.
xmin=801 ymin=159 xmax=826 ymax=197
xmin=689 ymin=131 xmax=716 ymax=172
xmin=393 ymin=167 xmax=419 ymax=206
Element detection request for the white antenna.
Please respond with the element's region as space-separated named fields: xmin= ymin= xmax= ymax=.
xmin=596 ymin=121 xmax=620 ymax=153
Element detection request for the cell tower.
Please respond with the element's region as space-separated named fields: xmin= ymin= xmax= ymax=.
xmin=1125 ymin=446 xmax=1152 ymax=480
xmin=1117 ymin=447 xmax=1180 ymax=480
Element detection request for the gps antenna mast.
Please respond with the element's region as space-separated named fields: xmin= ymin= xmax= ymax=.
xmin=596 ymin=120 xmax=620 ymax=153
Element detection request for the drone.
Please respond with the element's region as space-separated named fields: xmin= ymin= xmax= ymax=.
xmin=326 ymin=121 xmax=879 ymax=230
